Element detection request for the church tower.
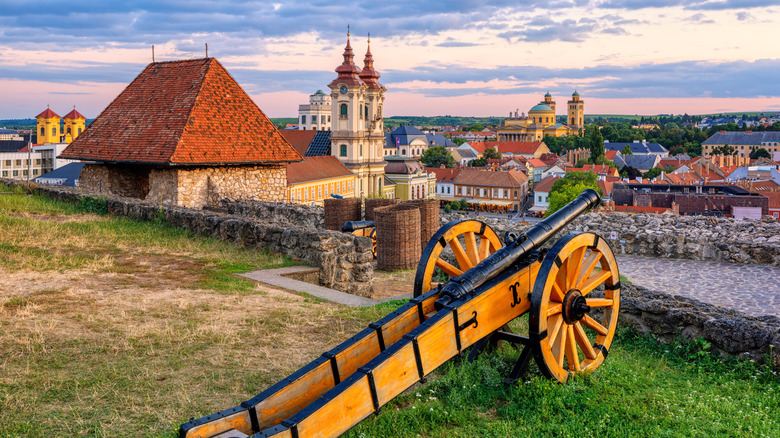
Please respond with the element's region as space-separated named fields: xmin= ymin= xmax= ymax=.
xmin=540 ymin=91 xmax=556 ymax=114
xmin=329 ymin=31 xmax=386 ymax=198
xmin=36 ymin=107 xmax=61 ymax=144
xmin=63 ymin=107 xmax=86 ymax=143
xmin=567 ymin=91 xmax=584 ymax=132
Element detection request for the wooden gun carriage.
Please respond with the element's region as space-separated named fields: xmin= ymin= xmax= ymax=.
xmin=180 ymin=189 xmax=620 ymax=438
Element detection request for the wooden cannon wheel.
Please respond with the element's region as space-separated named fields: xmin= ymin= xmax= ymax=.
xmin=413 ymin=219 xmax=502 ymax=297
xmin=530 ymin=232 xmax=620 ymax=383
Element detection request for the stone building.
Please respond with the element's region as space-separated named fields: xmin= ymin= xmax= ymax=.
xmin=60 ymin=58 xmax=301 ymax=208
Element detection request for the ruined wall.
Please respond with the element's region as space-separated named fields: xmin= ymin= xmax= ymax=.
xmin=79 ymin=164 xmax=150 ymax=198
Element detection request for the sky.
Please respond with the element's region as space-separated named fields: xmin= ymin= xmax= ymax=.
xmin=1 ymin=0 xmax=779 ymax=119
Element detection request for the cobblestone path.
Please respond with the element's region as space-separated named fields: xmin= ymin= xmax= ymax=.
xmin=617 ymin=255 xmax=780 ymax=318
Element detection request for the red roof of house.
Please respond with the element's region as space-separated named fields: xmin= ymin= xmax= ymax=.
xmin=582 ymin=164 xmax=617 ymax=175
xmin=485 ymin=141 xmax=544 ymax=155
xmin=60 ymin=58 xmax=301 ymax=166
xmin=453 ymin=168 xmax=527 ymax=187
xmin=468 ymin=142 xmax=487 ymax=154
xmin=597 ymin=180 xmax=614 ymax=197
xmin=764 ymin=192 xmax=780 ymax=210
xmin=279 ymin=130 xmax=317 ymax=157
xmin=605 ymin=150 xmax=618 ymax=160
xmin=425 ymin=166 xmax=461 ymax=183
xmin=533 ymin=175 xmax=560 ymax=193
xmin=539 ymin=153 xmax=560 ymax=167
xmin=286 ymin=156 xmax=353 ymax=185
xmin=36 ymin=108 xmax=60 ymax=118
xmin=63 ymin=109 xmax=86 ymax=120
xmin=526 ymin=158 xmax=547 ymax=168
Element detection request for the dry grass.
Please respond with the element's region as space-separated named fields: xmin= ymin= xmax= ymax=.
xmin=0 ymin=189 xmax=387 ymax=437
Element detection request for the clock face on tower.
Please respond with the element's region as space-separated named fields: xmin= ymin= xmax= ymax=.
xmin=340 ymin=86 xmax=348 ymax=94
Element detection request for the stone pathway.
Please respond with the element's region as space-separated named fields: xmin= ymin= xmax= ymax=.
xmin=617 ymin=255 xmax=780 ymax=318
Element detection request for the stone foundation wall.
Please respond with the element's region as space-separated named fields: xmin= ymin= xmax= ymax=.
xmin=213 ymin=199 xmax=325 ymax=229
xmin=77 ymin=163 xmax=287 ymax=209
xmin=5 ymin=179 xmax=373 ymax=297
xmin=621 ymin=283 xmax=780 ymax=366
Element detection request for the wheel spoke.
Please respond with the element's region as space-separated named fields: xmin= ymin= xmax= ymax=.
xmin=429 ymin=281 xmax=442 ymax=290
xmin=449 ymin=238 xmax=473 ymax=271
xmin=580 ymin=270 xmax=612 ymax=296
xmin=573 ymin=322 xmax=598 ymax=360
xmin=582 ymin=314 xmax=609 ymax=336
xmin=575 ymin=251 xmax=601 ymax=290
xmin=566 ymin=247 xmax=586 ymax=289
xmin=546 ymin=302 xmax=562 ymax=317
xmin=464 ymin=231 xmax=479 ymax=267
xmin=565 ymin=325 xmax=581 ymax=371
xmin=551 ymin=281 xmax=565 ymax=302
xmin=548 ymin=313 xmax=564 ymax=346
xmin=553 ymin=322 xmax=567 ymax=368
xmin=585 ymin=298 xmax=614 ymax=308
xmin=435 ymin=258 xmax=463 ymax=277
xmin=477 ymin=236 xmax=491 ymax=261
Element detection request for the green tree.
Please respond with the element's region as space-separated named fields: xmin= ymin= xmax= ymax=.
xmin=469 ymin=157 xmax=487 ymax=167
xmin=451 ymin=137 xmax=468 ymax=146
xmin=483 ymin=147 xmax=502 ymax=160
xmin=466 ymin=123 xmax=486 ymax=132
xmin=621 ymin=145 xmax=633 ymax=155
xmin=545 ymin=171 xmax=602 ymax=216
xmin=642 ymin=167 xmax=663 ymax=180
xmin=420 ymin=146 xmax=455 ymax=168
xmin=711 ymin=144 xmax=737 ymax=156
xmin=750 ymin=147 xmax=771 ymax=159
xmin=589 ymin=125 xmax=605 ymax=163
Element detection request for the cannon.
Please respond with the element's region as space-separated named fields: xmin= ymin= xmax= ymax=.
xmin=340 ymin=220 xmax=377 ymax=257
xmin=180 ymin=189 xmax=620 ymax=438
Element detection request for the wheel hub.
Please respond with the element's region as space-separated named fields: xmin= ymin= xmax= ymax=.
xmin=562 ymin=289 xmax=590 ymax=324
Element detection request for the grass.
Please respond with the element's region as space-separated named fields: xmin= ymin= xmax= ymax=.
xmin=1 ymin=183 xmax=778 ymax=437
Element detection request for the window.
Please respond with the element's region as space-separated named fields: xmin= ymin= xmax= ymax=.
xmin=364 ymin=105 xmax=369 ymax=119
xmin=51 ymin=127 xmax=56 ymax=135
xmin=13 ymin=170 xmax=19 ymax=176
xmin=504 ymin=189 xmax=508 ymax=198
xmin=301 ymin=115 xmax=307 ymax=124
xmin=514 ymin=190 xmax=518 ymax=197
xmin=318 ymin=186 xmax=322 ymax=199
xmin=340 ymin=144 xmax=347 ymax=157
xmin=340 ymin=104 xmax=347 ymax=117
xmin=321 ymin=115 xmax=326 ymax=124
xmin=467 ymin=187 xmax=472 ymax=195
xmin=40 ymin=127 xmax=44 ymax=136
xmin=78 ymin=127 xmax=82 ymax=134
xmin=447 ymin=187 xmax=451 ymax=194
xmin=493 ymin=189 xmax=498 ymax=197
xmin=538 ymin=195 xmax=542 ymax=202
xmin=4 ymin=160 xmax=10 ymax=166
xmin=360 ymin=144 xmax=363 ymax=156
xmin=35 ymin=159 xmax=41 ymax=165
xmin=1 ymin=171 xmax=6 ymax=177
xmin=14 ymin=160 xmax=21 ymax=166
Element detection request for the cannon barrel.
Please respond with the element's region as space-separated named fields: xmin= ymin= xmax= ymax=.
xmin=340 ymin=220 xmax=375 ymax=232
xmin=435 ymin=188 xmax=601 ymax=309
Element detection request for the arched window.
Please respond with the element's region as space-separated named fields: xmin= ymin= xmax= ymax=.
xmin=67 ymin=127 xmax=71 ymax=134
xmin=364 ymin=105 xmax=369 ymax=119
xmin=340 ymin=144 xmax=347 ymax=157
xmin=359 ymin=144 xmax=363 ymax=156
xmin=51 ymin=127 xmax=56 ymax=136
xmin=340 ymin=104 xmax=347 ymax=117
xmin=78 ymin=127 xmax=82 ymax=134
xmin=402 ymin=148 xmax=406 ymax=155
xmin=40 ymin=127 xmax=44 ymax=136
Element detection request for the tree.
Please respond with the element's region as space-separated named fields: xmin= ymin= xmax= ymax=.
xmin=545 ymin=171 xmax=602 ymax=217
xmin=483 ymin=147 xmax=501 ymax=160
xmin=451 ymin=137 xmax=468 ymax=146
xmin=642 ymin=167 xmax=663 ymax=180
xmin=750 ymin=147 xmax=771 ymax=159
xmin=469 ymin=157 xmax=487 ymax=167
xmin=621 ymin=145 xmax=633 ymax=155
xmin=711 ymin=144 xmax=737 ymax=156
xmin=466 ymin=123 xmax=485 ymax=132
xmin=589 ymin=125 xmax=605 ymax=163
xmin=420 ymin=146 xmax=455 ymax=168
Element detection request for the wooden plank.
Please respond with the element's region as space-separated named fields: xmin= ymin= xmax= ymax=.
xmin=381 ymin=308 xmax=421 ymax=347
xmin=372 ymin=342 xmax=421 ymax=406
xmin=335 ymin=333 xmax=381 ymax=381
xmin=296 ymin=375 xmax=375 ymax=438
xmin=254 ymin=361 xmax=336 ymax=429
xmin=416 ymin=313 xmax=459 ymax=373
xmin=182 ymin=411 xmax=252 ymax=438
xmin=264 ymin=429 xmax=293 ymax=438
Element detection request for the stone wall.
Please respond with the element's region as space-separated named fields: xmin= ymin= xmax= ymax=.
xmin=621 ymin=283 xmax=780 ymax=366
xmin=3 ymin=179 xmax=373 ymax=297
xmin=441 ymin=211 xmax=780 ymax=267
xmin=213 ymin=198 xmax=325 ymax=229
xmin=78 ymin=163 xmax=287 ymax=209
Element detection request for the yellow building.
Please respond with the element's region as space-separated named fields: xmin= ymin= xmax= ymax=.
xmin=36 ymin=106 xmax=87 ymax=144
xmin=36 ymin=107 xmax=61 ymax=144
xmin=63 ymin=108 xmax=86 ymax=143
xmin=384 ymin=156 xmax=436 ymax=201
xmin=287 ymin=155 xmax=357 ymax=206
xmin=498 ymin=91 xmax=583 ymax=141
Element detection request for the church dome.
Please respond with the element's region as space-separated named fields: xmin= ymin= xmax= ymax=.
xmin=572 ymin=90 xmax=579 ymax=96
xmin=529 ymin=104 xmax=553 ymax=113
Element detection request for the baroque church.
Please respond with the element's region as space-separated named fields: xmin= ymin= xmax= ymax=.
xmin=497 ymin=91 xmax=584 ymax=142
xmin=328 ymin=33 xmax=387 ymax=198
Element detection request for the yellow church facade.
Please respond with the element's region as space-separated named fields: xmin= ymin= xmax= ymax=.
xmin=35 ymin=107 xmax=86 ymax=144
xmin=497 ymin=91 xmax=584 ymax=142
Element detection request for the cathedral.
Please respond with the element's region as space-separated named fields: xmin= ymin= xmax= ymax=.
xmin=328 ymin=32 xmax=387 ymax=198
xmin=497 ymin=91 xmax=584 ymax=142
xmin=35 ymin=106 xmax=86 ymax=144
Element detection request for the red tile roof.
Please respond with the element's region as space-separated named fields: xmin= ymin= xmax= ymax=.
xmin=526 ymin=158 xmax=547 ymax=168
xmin=764 ymin=192 xmax=780 ymax=210
xmin=454 ymin=168 xmax=528 ymax=187
xmin=63 ymin=109 xmax=86 ymax=120
xmin=425 ymin=166 xmax=461 ymax=183
xmin=467 ymin=142 xmax=487 ymax=154
xmin=279 ymin=130 xmax=317 ymax=157
xmin=286 ymin=156 xmax=353 ymax=185
xmin=539 ymin=153 xmax=560 ymax=166
xmin=484 ymin=141 xmax=544 ymax=155
xmin=533 ymin=175 xmax=560 ymax=193
xmin=36 ymin=108 xmax=60 ymax=118
xmin=60 ymin=58 xmax=301 ymax=166
xmin=605 ymin=150 xmax=618 ymax=160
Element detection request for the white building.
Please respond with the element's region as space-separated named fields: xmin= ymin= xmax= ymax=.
xmin=0 ymin=143 xmax=75 ymax=181
xmin=298 ymin=90 xmax=332 ymax=131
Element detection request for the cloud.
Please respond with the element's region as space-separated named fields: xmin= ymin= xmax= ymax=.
xmin=736 ymin=11 xmax=753 ymax=20
xmin=600 ymin=0 xmax=780 ymax=9
xmin=685 ymin=13 xmax=715 ymax=23
xmin=436 ymin=41 xmax=482 ymax=47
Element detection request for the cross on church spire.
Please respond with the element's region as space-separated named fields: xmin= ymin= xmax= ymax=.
xmin=347 ymin=24 xmax=350 ymax=36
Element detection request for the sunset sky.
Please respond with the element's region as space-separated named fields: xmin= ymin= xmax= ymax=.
xmin=1 ymin=0 xmax=779 ymax=119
